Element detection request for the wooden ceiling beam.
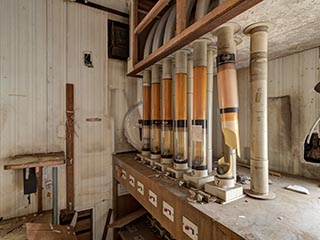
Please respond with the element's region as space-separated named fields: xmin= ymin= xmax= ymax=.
xmin=128 ymin=0 xmax=263 ymax=77
xmin=176 ymin=0 xmax=187 ymax=34
xmin=138 ymin=1 xmax=156 ymax=13
xmin=134 ymin=0 xmax=172 ymax=35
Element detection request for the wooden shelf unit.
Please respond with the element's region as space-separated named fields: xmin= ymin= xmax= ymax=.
xmin=128 ymin=0 xmax=263 ymax=77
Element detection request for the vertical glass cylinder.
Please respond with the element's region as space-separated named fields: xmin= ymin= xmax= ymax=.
xmin=174 ymin=72 xmax=188 ymax=166
xmin=150 ymin=122 xmax=161 ymax=156
xmin=150 ymin=65 xmax=161 ymax=158
xmin=161 ymin=123 xmax=173 ymax=158
xmin=174 ymin=50 xmax=189 ymax=168
xmin=142 ymin=71 xmax=151 ymax=154
xmin=174 ymin=124 xmax=188 ymax=164
xmin=161 ymin=62 xmax=173 ymax=161
xmin=216 ymin=25 xmax=241 ymax=159
xmin=192 ymin=40 xmax=208 ymax=171
xmin=142 ymin=87 xmax=151 ymax=152
xmin=217 ymin=58 xmax=240 ymax=155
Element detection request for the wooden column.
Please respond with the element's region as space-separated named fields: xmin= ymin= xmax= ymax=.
xmin=66 ymin=84 xmax=75 ymax=210
xmin=133 ymin=0 xmax=139 ymax=65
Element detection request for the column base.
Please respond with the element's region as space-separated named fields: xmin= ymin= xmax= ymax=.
xmin=244 ymin=189 xmax=276 ymax=200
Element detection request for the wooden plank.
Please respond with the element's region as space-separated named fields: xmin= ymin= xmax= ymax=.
xmin=138 ymin=1 xmax=156 ymax=13
xmin=4 ymin=159 xmax=64 ymax=170
xmin=134 ymin=0 xmax=171 ymax=35
xmin=176 ymin=0 xmax=186 ymax=34
xmin=77 ymin=231 xmax=91 ymax=240
xmin=112 ymin=173 xmax=118 ymax=240
xmin=4 ymin=151 xmax=65 ymax=170
xmin=128 ymin=0 xmax=263 ymax=77
xmin=108 ymin=208 xmax=147 ymax=228
xmin=66 ymin=83 xmax=75 ymax=211
xmin=118 ymin=217 xmax=160 ymax=240
xmin=101 ymin=208 xmax=113 ymax=240
xmin=217 ymin=223 xmax=244 ymax=240
xmin=75 ymin=218 xmax=91 ymax=232
xmin=26 ymin=223 xmax=77 ymax=240
xmin=36 ymin=167 xmax=43 ymax=214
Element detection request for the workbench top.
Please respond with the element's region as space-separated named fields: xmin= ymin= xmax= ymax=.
xmin=113 ymin=153 xmax=320 ymax=240
xmin=4 ymin=151 xmax=65 ymax=170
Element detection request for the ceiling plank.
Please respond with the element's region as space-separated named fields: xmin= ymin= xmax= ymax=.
xmin=176 ymin=0 xmax=187 ymax=34
xmin=128 ymin=0 xmax=263 ymax=77
xmin=138 ymin=1 xmax=156 ymax=12
xmin=134 ymin=0 xmax=171 ymax=35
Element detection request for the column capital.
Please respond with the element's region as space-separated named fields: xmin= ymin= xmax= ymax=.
xmin=244 ymin=21 xmax=274 ymax=35
xmin=211 ymin=22 xmax=241 ymax=36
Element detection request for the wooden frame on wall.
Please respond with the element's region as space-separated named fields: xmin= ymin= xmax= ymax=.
xmin=108 ymin=20 xmax=129 ymax=61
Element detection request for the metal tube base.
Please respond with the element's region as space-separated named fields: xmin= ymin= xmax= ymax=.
xmin=183 ymin=172 xmax=215 ymax=188
xmin=154 ymin=161 xmax=172 ymax=172
xmin=166 ymin=165 xmax=189 ymax=179
xmin=136 ymin=153 xmax=150 ymax=164
xmin=205 ymin=183 xmax=244 ymax=204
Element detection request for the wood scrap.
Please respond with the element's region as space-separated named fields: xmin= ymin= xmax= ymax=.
xmin=108 ymin=208 xmax=147 ymax=229
xmin=26 ymin=223 xmax=77 ymax=240
xmin=101 ymin=208 xmax=113 ymax=240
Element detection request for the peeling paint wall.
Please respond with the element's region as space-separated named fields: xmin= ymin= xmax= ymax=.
xmin=0 ymin=1 xmax=137 ymax=240
xmin=235 ymin=47 xmax=320 ymax=179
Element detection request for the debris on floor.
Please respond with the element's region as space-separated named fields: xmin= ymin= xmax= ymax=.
xmin=285 ymin=185 xmax=310 ymax=195
xmin=237 ymin=174 xmax=250 ymax=185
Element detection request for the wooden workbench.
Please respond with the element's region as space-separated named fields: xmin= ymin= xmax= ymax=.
xmin=4 ymin=151 xmax=65 ymax=215
xmin=113 ymin=153 xmax=320 ymax=240
xmin=4 ymin=152 xmax=65 ymax=170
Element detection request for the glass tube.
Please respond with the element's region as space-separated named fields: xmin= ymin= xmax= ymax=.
xmin=151 ymin=122 xmax=161 ymax=155
xmin=217 ymin=56 xmax=241 ymax=157
xmin=161 ymin=123 xmax=173 ymax=158
xmin=174 ymin=121 xmax=188 ymax=163
xmin=192 ymin=66 xmax=207 ymax=171
xmin=151 ymin=81 xmax=161 ymax=157
xmin=142 ymin=85 xmax=151 ymax=152
xmin=161 ymin=77 xmax=173 ymax=160
xmin=174 ymin=73 xmax=188 ymax=164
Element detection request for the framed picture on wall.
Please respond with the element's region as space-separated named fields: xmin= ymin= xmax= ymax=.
xmin=108 ymin=20 xmax=129 ymax=61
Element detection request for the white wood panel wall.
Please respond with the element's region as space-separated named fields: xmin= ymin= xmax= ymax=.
xmin=0 ymin=0 xmax=66 ymax=219
xmin=0 ymin=1 xmax=136 ymax=239
xmin=235 ymin=47 xmax=320 ymax=179
xmin=108 ymin=59 xmax=138 ymax=153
